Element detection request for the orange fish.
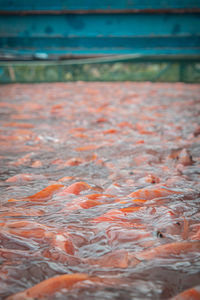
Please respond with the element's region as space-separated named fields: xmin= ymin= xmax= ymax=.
xmin=170 ymin=285 xmax=200 ymax=300
xmin=88 ymin=241 xmax=200 ymax=269
xmin=91 ymin=209 xmax=143 ymax=228
xmin=145 ymin=174 xmax=160 ymax=184
xmin=52 ymin=233 xmax=75 ymax=255
xmin=128 ymin=187 xmax=181 ymax=200
xmin=79 ymin=199 xmax=101 ymax=209
xmin=8 ymin=184 xmax=64 ymax=202
xmin=106 ymin=227 xmax=152 ymax=248
xmin=75 ymin=145 xmax=99 ymax=151
xmin=5 ymin=273 xmax=91 ymax=300
xmin=182 ymin=217 xmax=189 ymax=240
xmin=0 ymin=248 xmax=35 ymax=260
xmin=12 ymin=153 xmax=32 ymax=166
xmin=87 ymin=249 xmax=131 ymax=268
xmin=103 ymin=129 xmax=118 ymax=135
xmin=169 ymin=148 xmax=194 ymax=166
xmin=178 ymin=148 xmax=194 ymax=166
xmin=91 ymin=209 xmax=126 ymax=223
xmin=120 ymin=206 xmax=144 ymax=214
xmin=133 ymin=241 xmax=200 ymax=262
xmin=57 ymin=182 xmax=91 ymax=196
xmin=1 ymin=221 xmax=75 ymax=255
xmin=62 ymin=157 xmax=84 ymax=167
xmin=5 ymin=173 xmax=44 ymax=183
xmin=58 ymin=176 xmax=75 ymax=182
xmin=0 ymin=221 xmax=51 ymax=239
xmin=60 ymin=193 xmax=114 ymax=211
xmin=0 ymin=208 xmax=44 ymax=218
xmin=117 ymin=121 xmax=133 ymax=128
xmin=115 ymin=198 xmax=147 ymax=205
xmin=4 ymin=122 xmax=34 ymax=129
xmin=86 ymin=194 xmax=114 ymax=201
xmin=42 ymin=248 xmax=81 ymax=264
xmin=31 ymin=160 xmax=43 ymax=168
xmin=194 ymin=125 xmax=200 ymax=137
xmin=190 ymin=224 xmax=200 ymax=241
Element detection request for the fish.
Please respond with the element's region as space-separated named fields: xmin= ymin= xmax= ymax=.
xmin=116 ymin=198 xmax=147 ymax=205
xmin=62 ymin=157 xmax=84 ymax=167
xmin=0 ymin=207 xmax=45 ymax=218
xmin=190 ymin=224 xmax=200 ymax=241
xmin=86 ymin=194 xmax=114 ymax=200
xmin=8 ymin=184 xmax=64 ymax=202
xmin=170 ymin=285 xmax=200 ymax=300
xmin=117 ymin=121 xmax=133 ymax=128
xmin=87 ymin=249 xmax=131 ymax=268
xmin=88 ymin=241 xmax=200 ymax=269
xmin=169 ymin=148 xmax=194 ymax=166
xmin=5 ymin=173 xmax=44 ymax=183
xmin=11 ymin=153 xmax=32 ymax=166
xmin=31 ymin=160 xmax=43 ymax=168
xmin=182 ymin=217 xmax=189 ymax=240
xmin=91 ymin=208 xmax=143 ymax=228
xmin=5 ymin=273 xmax=91 ymax=300
xmin=132 ymin=241 xmax=200 ymax=262
xmin=120 ymin=206 xmax=145 ymax=214
xmin=56 ymin=182 xmax=91 ymax=196
xmin=102 ymin=129 xmax=118 ymax=134
xmin=145 ymin=174 xmax=160 ymax=184
xmin=91 ymin=209 xmax=126 ymax=224
xmin=58 ymin=176 xmax=75 ymax=182
xmin=0 ymin=220 xmax=51 ymax=239
xmin=4 ymin=122 xmax=34 ymax=129
xmin=78 ymin=199 xmax=101 ymax=209
xmin=178 ymin=149 xmax=194 ymax=166
xmin=193 ymin=125 xmax=200 ymax=137
xmin=60 ymin=198 xmax=101 ymax=212
xmin=42 ymin=248 xmax=81 ymax=264
xmin=75 ymin=145 xmax=99 ymax=151
xmin=0 ymin=248 xmax=35 ymax=260
xmin=128 ymin=187 xmax=181 ymax=200
xmin=60 ymin=193 xmax=114 ymax=212
xmin=106 ymin=227 xmax=152 ymax=248
xmin=1 ymin=221 xmax=75 ymax=255
xmin=52 ymin=233 xmax=75 ymax=255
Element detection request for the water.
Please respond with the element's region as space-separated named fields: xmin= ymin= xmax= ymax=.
xmin=0 ymin=82 xmax=200 ymax=299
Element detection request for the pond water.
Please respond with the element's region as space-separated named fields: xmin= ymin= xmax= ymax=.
xmin=0 ymin=82 xmax=200 ymax=299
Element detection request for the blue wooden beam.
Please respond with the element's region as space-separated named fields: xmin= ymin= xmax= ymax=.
xmin=1 ymin=36 xmax=199 ymax=49
xmin=0 ymin=0 xmax=200 ymax=11
xmin=0 ymin=14 xmax=199 ymax=37
xmin=0 ymin=1 xmax=199 ymax=58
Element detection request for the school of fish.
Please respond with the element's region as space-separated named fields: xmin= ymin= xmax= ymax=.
xmin=0 ymin=82 xmax=200 ymax=299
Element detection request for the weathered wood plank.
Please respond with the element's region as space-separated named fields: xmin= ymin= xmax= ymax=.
xmin=0 ymin=0 xmax=200 ymax=11
xmin=0 ymin=14 xmax=199 ymax=37
xmin=0 ymin=2 xmax=199 ymax=57
xmin=1 ymin=36 xmax=199 ymax=50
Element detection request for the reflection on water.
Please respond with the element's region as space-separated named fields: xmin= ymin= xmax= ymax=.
xmin=0 ymin=82 xmax=200 ymax=299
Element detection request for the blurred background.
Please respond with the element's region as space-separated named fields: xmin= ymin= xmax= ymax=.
xmin=0 ymin=0 xmax=200 ymax=83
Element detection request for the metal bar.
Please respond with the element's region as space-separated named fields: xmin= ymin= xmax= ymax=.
xmin=0 ymin=54 xmax=199 ymax=65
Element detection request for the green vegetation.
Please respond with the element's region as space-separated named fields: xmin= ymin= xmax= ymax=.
xmin=0 ymin=61 xmax=199 ymax=83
